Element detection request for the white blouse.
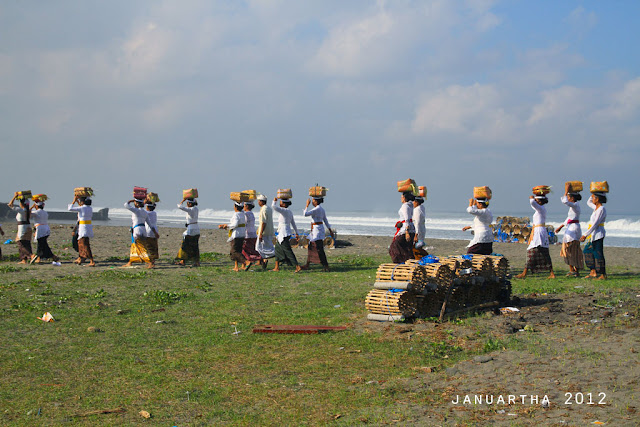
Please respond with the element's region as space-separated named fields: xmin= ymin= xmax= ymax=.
xmin=397 ymin=201 xmax=415 ymax=234
xmin=145 ymin=210 xmax=159 ymax=238
xmin=68 ymin=204 xmax=94 ymax=238
xmin=560 ymin=196 xmax=581 ymax=243
xmin=244 ymin=211 xmax=257 ymax=238
xmin=303 ymin=204 xmax=331 ymax=242
xmin=125 ymin=202 xmax=148 ymax=239
xmin=583 ymin=198 xmax=606 ymax=242
xmin=31 ymin=209 xmax=51 ymax=240
xmin=178 ymin=204 xmax=200 ymax=236
xmin=227 ymin=211 xmax=246 ymax=242
xmin=413 ymin=204 xmax=426 ymax=241
xmin=272 ymin=200 xmax=298 ymax=243
xmin=466 ymin=205 xmax=493 ymax=247
xmin=11 ymin=206 xmax=31 ymax=240
xmin=527 ymin=199 xmax=549 ymax=250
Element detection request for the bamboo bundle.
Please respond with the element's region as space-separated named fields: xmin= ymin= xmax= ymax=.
xmin=298 ymin=235 xmax=309 ymax=249
xmin=422 ymin=263 xmax=454 ymax=288
xmin=512 ymin=224 xmax=522 ymax=234
xmin=365 ymin=289 xmax=417 ymax=316
xmin=439 ymin=257 xmax=460 ymax=272
xmin=323 ymin=235 xmax=335 ymax=248
xmin=488 ymin=256 xmax=510 ymax=279
xmin=470 ymin=256 xmax=494 ymax=279
xmin=521 ymin=226 xmax=531 ymax=237
xmin=376 ymin=263 xmax=428 ymax=293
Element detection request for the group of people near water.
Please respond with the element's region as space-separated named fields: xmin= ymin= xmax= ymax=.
xmin=4 ymin=188 xmax=334 ymax=273
xmin=390 ymin=180 xmax=609 ymax=280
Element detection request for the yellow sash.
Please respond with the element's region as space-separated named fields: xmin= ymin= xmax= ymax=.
xmin=79 ymin=220 xmax=92 ymax=225
xmin=585 ymin=222 xmax=605 ymax=242
xmin=528 ymin=224 xmax=546 ymax=244
xmin=228 ymin=224 xmax=245 ymax=238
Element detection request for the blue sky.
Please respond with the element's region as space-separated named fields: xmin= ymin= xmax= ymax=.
xmin=1 ymin=1 xmax=639 ymax=215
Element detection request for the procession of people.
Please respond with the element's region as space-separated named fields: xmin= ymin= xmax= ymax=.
xmin=3 ymin=180 xmax=610 ymax=279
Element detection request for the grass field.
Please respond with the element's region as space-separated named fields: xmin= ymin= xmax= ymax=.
xmin=1 ymin=252 xmax=638 ymax=425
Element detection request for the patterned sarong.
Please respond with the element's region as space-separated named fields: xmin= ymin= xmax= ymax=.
xmin=307 ymin=240 xmax=328 ymax=266
xmin=78 ymin=237 xmax=93 ymax=259
xmin=526 ymin=246 xmax=552 ymax=273
xmin=130 ymin=237 xmax=151 ymax=264
xmin=242 ymin=237 xmax=262 ymax=262
xmin=389 ymin=233 xmax=415 ymax=264
xmin=176 ymin=235 xmax=200 ymax=263
xmin=561 ymin=240 xmax=584 ymax=269
xmin=583 ymin=238 xmax=605 ymax=275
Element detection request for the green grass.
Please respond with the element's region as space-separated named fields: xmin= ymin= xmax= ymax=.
xmin=0 ymin=254 xmax=638 ymax=425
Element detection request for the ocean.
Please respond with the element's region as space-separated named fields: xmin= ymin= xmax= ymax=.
xmin=106 ymin=208 xmax=640 ymax=249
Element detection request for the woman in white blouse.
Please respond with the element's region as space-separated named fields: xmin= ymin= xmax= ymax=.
xmin=580 ymin=192 xmax=607 ymax=280
xmin=271 ymin=197 xmax=301 ymax=272
xmin=30 ymin=200 xmax=60 ymax=263
xmin=301 ymin=196 xmax=333 ymax=271
xmin=175 ymin=197 xmax=200 ymax=267
xmin=389 ymin=191 xmax=415 ymax=263
xmin=8 ymin=193 xmax=34 ymax=264
xmin=122 ymin=198 xmax=153 ymax=268
xmin=555 ymin=182 xmax=584 ymax=277
xmin=241 ymin=201 xmax=262 ymax=270
xmin=516 ymin=193 xmax=555 ymax=279
xmin=463 ymin=197 xmax=493 ymax=255
xmin=219 ymin=202 xmax=247 ymax=271
xmin=68 ymin=195 xmax=95 ymax=266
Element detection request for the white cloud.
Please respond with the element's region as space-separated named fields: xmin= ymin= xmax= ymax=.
xmin=411 ymin=83 xmax=518 ymax=141
xmin=527 ymin=86 xmax=592 ymax=124
xmin=594 ymin=77 xmax=640 ymax=121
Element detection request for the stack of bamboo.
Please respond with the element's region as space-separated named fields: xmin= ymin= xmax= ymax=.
xmin=374 ymin=263 xmax=430 ymax=293
xmin=488 ymin=255 xmax=510 ymax=280
xmin=469 ymin=255 xmax=495 ymax=280
xmin=365 ymin=290 xmax=417 ymax=317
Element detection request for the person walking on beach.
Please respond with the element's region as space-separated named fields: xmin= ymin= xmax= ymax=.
xmin=555 ymin=183 xmax=584 ymax=277
xmin=241 ymin=201 xmax=262 ymax=270
xmin=463 ymin=197 xmax=493 ymax=255
xmin=68 ymin=195 xmax=96 ymax=266
xmin=516 ymin=191 xmax=555 ymax=279
xmin=30 ymin=199 xmax=60 ymax=264
xmin=175 ymin=197 xmax=200 ymax=267
xmin=580 ymin=192 xmax=607 ymax=280
xmin=271 ymin=197 xmax=301 ymax=272
xmin=122 ymin=198 xmax=153 ymax=268
xmin=0 ymin=223 xmax=5 ymax=260
xmin=255 ymin=194 xmax=275 ymax=270
xmin=145 ymin=199 xmax=160 ymax=265
xmin=301 ymin=196 xmax=333 ymax=272
xmin=8 ymin=193 xmax=34 ymax=264
xmin=219 ymin=202 xmax=247 ymax=272
xmin=389 ymin=191 xmax=415 ymax=263
xmin=413 ymin=195 xmax=428 ymax=258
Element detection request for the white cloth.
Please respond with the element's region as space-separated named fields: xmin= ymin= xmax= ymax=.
xmin=466 ymin=205 xmax=493 ymax=247
xmin=258 ymin=204 xmax=274 ymax=237
xmin=178 ymin=204 xmax=200 ymax=236
xmin=11 ymin=206 xmax=31 ymax=240
xmin=527 ymin=199 xmax=549 ymax=250
xmin=272 ymin=200 xmax=298 ymax=243
xmin=125 ymin=202 xmax=148 ymax=239
xmin=303 ymin=204 xmax=331 ymax=242
xmin=145 ymin=210 xmax=159 ymax=238
xmin=255 ymin=238 xmax=276 ymax=259
xmin=244 ymin=211 xmax=257 ymax=238
xmin=30 ymin=209 xmax=51 ymax=240
xmin=227 ymin=211 xmax=246 ymax=242
xmin=413 ymin=204 xmax=426 ymax=241
xmin=560 ymin=196 xmax=581 ymax=243
xmin=397 ymin=201 xmax=415 ymax=233
xmin=583 ymin=198 xmax=606 ymax=241
xmin=68 ymin=204 xmax=94 ymax=238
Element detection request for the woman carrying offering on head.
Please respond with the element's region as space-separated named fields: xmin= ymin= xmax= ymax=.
xmin=516 ymin=187 xmax=555 ymax=279
xmin=8 ymin=192 xmax=34 ymax=264
xmin=30 ymin=198 xmax=59 ymax=264
xmin=555 ymin=182 xmax=584 ymax=277
xmin=580 ymin=186 xmax=608 ymax=280
xmin=389 ymin=191 xmax=415 ymax=263
xmin=271 ymin=196 xmax=301 ymax=272
xmin=302 ymin=196 xmax=333 ymax=272
xmin=68 ymin=194 xmax=95 ymax=266
xmin=175 ymin=196 xmax=200 ymax=267
xmin=219 ymin=201 xmax=247 ymax=272
xmin=463 ymin=189 xmax=493 ymax=255
xmin=122 ymin=197 xmax=153 ymax=269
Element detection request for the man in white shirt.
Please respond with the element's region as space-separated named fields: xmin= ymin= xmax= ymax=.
xmin=271 ymin=197 xmax=301 ymax=272
xmin=255 ymin=194 xmax=275 ymax=270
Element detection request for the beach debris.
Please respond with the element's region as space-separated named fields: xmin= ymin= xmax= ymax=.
xmin=497 ymin=409 xmax=506 ymax=414
xmin=366 ymin=313 xmax=404 ymax=322
xmin=252 ymin=325 xmax=346 ymax=334
xmin=500 ymin=307 xmax=520 ymax=314
xmin=52 ymin=261 xmax=61 ymax=266
xmin=38 ymin=312 xmax=54 ymax=322
xmin=139 ymin=410 xmax=151 ymax=419
xmin=574 ymin=285 xmax=584 ymax=289
xmin=333 ymin=304 xmax=341 ymax=308
xmin=87 ymin=327 xmax=102 ymax=333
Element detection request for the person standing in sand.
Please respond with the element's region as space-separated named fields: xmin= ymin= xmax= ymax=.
xmin=580 ymin=192 xmax=607 ymax=280
xmin=122 ymin=198 xmax=153 ymax=269
xmin=241 ymin=201 xmax=262 ymax=270
xmin=219 ymin=202 xmax=247 ymax=272
xmin=555 ymin=183 xmax=584 ymax=277
xmin=144 ymin=200 xmax=160 ymax=265
xmin=68 ymin=195 xmax=96 ymax=266
xmin=255 ymin=194 xmax=275 ymax=270
xmin=463 ymin=197 xmax=493 ymax=255
xmin=412 ymin=196 xmax=428 ymax=259
xmin=301 ymin=196 xmax=333 ymax=272
xmin=271 ymin=197 xmax=301 ymax=272
xmin=30 ymin=200 xmax=60 ymax=264
xmin=516 ymin=193 xmax=555 ymax=279
xmin=389 ymin=191 xmax=415 ymax=263
xmin=175 ymin=197 xmax=200 ymax=267
xmin=8 ymin=193 xmax=34 ymax=264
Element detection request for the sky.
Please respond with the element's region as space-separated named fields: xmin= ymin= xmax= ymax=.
xmin=1 ymin=1 xmax=639 ymax=215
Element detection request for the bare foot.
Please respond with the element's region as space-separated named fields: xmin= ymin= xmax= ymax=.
xmin=270 ymin=267 xmax=280 ymax=272
xmin=88 ymin=261 xmax=96 ymax=267
xmin=294 ymin=265 xmax=302 ymax=273
xmin=121 ymin=262 xmax=133 ymax=268
xmin=146 ymin=263 xmax=155 ymax=269
xmin=515 ymin=273 xmax=526 ymax=279
xmin=262 ymin=260 xmax=268 ymax=271
xmin=595 ymin=274 xmax=607 ymax=280
xmin=174 ymin=260 xmax=185 ymax=266
xmin=18 ymin=260 xmax=27 ymax=265
xmin=548 ymin=272 xmax=556 ymax=279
